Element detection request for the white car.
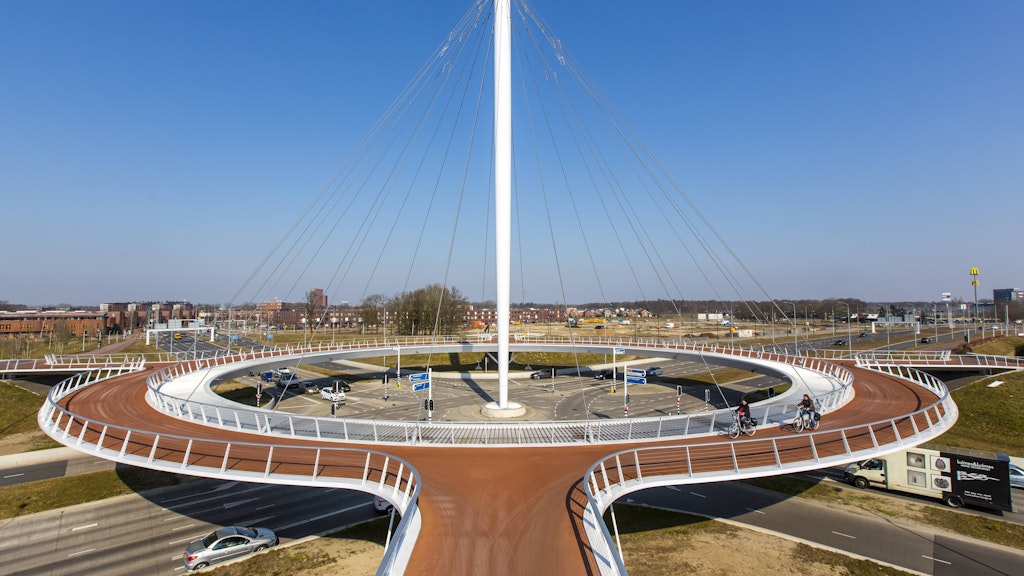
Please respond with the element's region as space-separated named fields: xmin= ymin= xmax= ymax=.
xmin=320 ymin=388 xmax=346 ymax=402
xmin=278 ymin=373 xmax=301 ymax=386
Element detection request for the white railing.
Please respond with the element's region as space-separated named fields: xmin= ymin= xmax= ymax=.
xmin=37 ymin=367 xmax=421 ymax=576
xmin=581 ymin=363 xmax=957 ymax=576
xmin=856 ymin=352 xmax=1024 ymax=370
xmin=142 ymin=341 xmax=854 ymax=447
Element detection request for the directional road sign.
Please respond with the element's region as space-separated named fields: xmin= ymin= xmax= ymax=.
xmin=409 ymin=372 xmax=430 ymax=382
xmin=614 ymin=348 xmax=625 ymax=354
xmin=626 ymin=376 xmax=646 ymax=385
xmin=414 ymin=381 xmax=430 ymax=392
xmin=627 ymin=368 xmax=645 ymax=377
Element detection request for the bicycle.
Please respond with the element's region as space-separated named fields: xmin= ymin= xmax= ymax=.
xmin=728 ymin=412 xmax=756 ymax=438
xmin=793 ymin=408 xmax=820 ymax=433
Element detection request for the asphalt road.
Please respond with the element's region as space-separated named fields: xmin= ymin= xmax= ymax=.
xmin=0 ymin=476 xmax=382 ymax=576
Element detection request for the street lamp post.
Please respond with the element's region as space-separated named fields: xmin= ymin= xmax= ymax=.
xmin=781 ymin=301 xmax=797 ymax=355
xmin=970 ymin=267 xmax=980 ymax=333
xmin=840 ymin=302 xmax=852 ymax=356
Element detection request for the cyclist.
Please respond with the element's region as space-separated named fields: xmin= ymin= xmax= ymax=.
xmin=797 ymin=394 xmax=815 ymax=427
xmin=736 ymin=399 xmax=753 ymax=428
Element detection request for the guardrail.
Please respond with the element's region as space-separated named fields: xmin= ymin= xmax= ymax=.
xmin=856 ymin=352 xmax=1024 ymax=370
xmin=581 ymin=363 xmax=957 ymax=576
xmin=142 ymin=341 xmax=854 ymax=446
xmin=38 ymin=367 xmax=421 ymax=576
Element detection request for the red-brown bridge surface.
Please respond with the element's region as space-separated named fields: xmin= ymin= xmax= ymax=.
xmin=52 ymin=360 xmax=936 ymax=576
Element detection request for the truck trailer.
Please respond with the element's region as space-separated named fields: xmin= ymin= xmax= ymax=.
xmin=844 ymin=444 xmax=1014 ymax=511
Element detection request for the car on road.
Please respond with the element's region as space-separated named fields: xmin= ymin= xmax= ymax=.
xmin=173 ymin=332 xmax=182 ymax=340
xmin=320 ymin=388 xmax=346 ymax=402
xmin=278 ymin=373 xmax=301 ymax=386
xmin=1010 ymin=464 xmax=1024 ymax=489
xmin=530 ymin=368 xmax=553 ymax=379
xmin=260 ymin=371 xmax=275 ymax=382
xmin=593 ymin=369 xmax=614 ymax=380
xmin=183 ymin=525 xmax=277 ymax=571
xmin=645 ymin=366 xmax=663 ymax=377
xmin=833 ymin=339 xmax=846 ymax=346
xmin=920 ymin=337 xmax=932 ymax=344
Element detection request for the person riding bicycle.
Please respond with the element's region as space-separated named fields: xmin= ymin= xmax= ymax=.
xmin=736 ymin=399 xmax=753 ymax=427
xmin=797 ymin=394 xmax=815 ymax=426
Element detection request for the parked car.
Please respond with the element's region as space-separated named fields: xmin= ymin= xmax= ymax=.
xmin=530 ymin=368 xmax=553 ymax=379
xmin=183 ymin=525 xmax=277 ymax=571
xmin=259 ymin=371 xmax=275 ymax=382
xmin=1010 ymin=464 xmax=1024 ymax=489
xmin=593 ymin=369 xmax=615 ymax=380
xmin=645 ymin=366 xmax=663 ymax=377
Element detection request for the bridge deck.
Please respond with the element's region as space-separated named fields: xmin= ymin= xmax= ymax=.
xmin=50 ymin=358 xmax=933 ymax=576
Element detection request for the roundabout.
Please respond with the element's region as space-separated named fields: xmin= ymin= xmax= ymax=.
xmin=38 ymin=338 xmax=956 ymax=575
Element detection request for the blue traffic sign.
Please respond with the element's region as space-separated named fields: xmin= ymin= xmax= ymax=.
xmin=627 ymin=368 xmax=645 ymax=377
xmin=414 ymin=381 xmax=430 ymax=392
xmin=626 ymin=376 xmax=646 ymax=385
xmin=409 ymin=372 xmax=430 ymax=382
xmin=614 ymin=348 xmax=625 ymax=354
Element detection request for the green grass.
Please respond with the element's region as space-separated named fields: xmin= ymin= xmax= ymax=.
xmin=934 ymin=370 xmax=1024 ymax=454
xmin=0 ymin=381 xmax=60 ymax=452
xmin=0 ymin=467 xmax=194 ymax=519
xmin=969 ymin=336 xmax=1024 ymax=357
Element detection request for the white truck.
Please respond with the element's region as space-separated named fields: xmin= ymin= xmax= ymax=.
xmin=843 ymin=443 xmax=1014 ymax=511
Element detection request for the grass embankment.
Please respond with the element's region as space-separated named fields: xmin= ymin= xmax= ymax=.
xmin=0 ymin=381 xmax=60 ymax=454
xmin=0 ymin=468 xmax=193 ymax=518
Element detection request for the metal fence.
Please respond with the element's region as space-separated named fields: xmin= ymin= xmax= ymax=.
xmin=143 ymin=341 xmax=855 ymax=447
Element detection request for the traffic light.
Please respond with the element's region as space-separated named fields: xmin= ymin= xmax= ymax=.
xmin=330 ymin=403 xmax=337 ymax=416
xmin=423 ymin=399 xmax=434 ymax=411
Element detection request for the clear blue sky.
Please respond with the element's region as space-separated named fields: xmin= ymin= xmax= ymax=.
xmin=2 ymin=0 xmax=1021 ymax=308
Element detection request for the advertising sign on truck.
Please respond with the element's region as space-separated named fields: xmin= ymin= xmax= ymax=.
xmin=844 ymin=444 xmax=1013 ymax=511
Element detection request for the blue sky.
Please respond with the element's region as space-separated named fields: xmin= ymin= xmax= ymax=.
xmin=2 ymin=1 xmax=1021 ymax=308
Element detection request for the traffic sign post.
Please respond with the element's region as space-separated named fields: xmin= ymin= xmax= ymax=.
xmin=676 ymin=385 xmax=683 ymax=415
xmin=704 ymin=388 xmax=710 ymax=411
xmin=410 ymin=370 xmax=433 ymax=419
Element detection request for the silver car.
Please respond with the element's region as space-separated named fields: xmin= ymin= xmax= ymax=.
xmin=183 ymin=525 xmax=277 ymax=571
xmin=1010 ymin=464 xmax=1024 ymax=489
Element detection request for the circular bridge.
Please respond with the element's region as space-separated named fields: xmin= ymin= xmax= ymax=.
xmin=39 ymin=340 xmax=956 ymax=576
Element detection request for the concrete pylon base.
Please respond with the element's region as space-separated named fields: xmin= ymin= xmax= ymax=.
xmin=481 ymin=401 xmax=527 ymax=419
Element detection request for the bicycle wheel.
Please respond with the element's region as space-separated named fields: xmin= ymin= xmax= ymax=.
xmin=793 ymin=417 xmax=804 ymax=433
xmin=728 ymin=422 xmax=740 ymax=439
xmin=743 ymin=423 xmax=756 ymax=436
xmin=810 ymin=416 xmax=820 ymax=431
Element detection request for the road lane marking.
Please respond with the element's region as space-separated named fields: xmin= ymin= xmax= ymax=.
xmin=666 ymin=486 xmax=681 ymax=492
xmin=3 ymin=473 xmax=25 ymax=479
xmin=224 ymin=498 xmax=261 ymax=509
xmin=171 ymin=523 xmax=197 ymax=531
xmin=688 ymin=492 xmax=706 ymax=498
xmin=273 ymin=502 xmax=369 ymax=531
xmin=745 ymin=508 xmax=765 ymax=515
xmin=67 ymin=548 xmax=96 ymax=557
xmin=71 ymin=523 xmax=98 ymax=531
xmin=831 ymin=531 xmax=856 ymax=539
xmin=922 ymin=555 xmax=951 ymax=565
